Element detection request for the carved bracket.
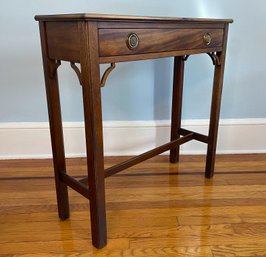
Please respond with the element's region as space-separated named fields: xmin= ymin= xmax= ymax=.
xmin=101 ymin=63 xmax=116 ymax=87
xmin=181 ymin=53 xmax=221 ymax=66
xmin=49 ymin=60 xmax=61 ymax=79
xmin=207 ymin=52 xmax=221 ymax=66
xmin=70 ymin=62 xmax=83 ymax=86
xmin=182 ymin=55 xmax=190 ymax=61
xmin=70 ymin=62 xmax=116 ymax=87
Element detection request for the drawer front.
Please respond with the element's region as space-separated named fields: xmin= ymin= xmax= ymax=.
xmin=99 ymin=28 xmax=224 ymax=57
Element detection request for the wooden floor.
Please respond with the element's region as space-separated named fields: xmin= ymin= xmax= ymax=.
xmin=1 ymin=154 xmax=266 ymax=256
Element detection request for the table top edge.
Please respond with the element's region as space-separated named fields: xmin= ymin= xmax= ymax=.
xmin=34 ymin=13 xmax=233 ymax=23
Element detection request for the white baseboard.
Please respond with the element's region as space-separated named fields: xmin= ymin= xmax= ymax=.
xmin=0 ymin=119 xmax=265 ymax=159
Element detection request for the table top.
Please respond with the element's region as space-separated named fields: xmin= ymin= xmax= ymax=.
xmin=35 ymin=13 xmax=233 ymax=23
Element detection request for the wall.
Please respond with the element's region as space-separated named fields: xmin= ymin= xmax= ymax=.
xmin=0 ymin=0 xmax=265 ymax=122
xmin=0 ymin=0 xmax=266 ymax=158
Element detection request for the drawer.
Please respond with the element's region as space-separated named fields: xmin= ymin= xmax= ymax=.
xmin=99 ymin=28 xmax=224 ymax=57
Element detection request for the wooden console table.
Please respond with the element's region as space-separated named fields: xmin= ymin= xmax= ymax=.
xmin=35 ymin=13 xmax=233 ymax=248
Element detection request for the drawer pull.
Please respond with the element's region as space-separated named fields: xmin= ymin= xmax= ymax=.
xmin=127 ymin=33 xmax=139 ymax=50
xmin=203 ymin=32 xmax=212 ymax=46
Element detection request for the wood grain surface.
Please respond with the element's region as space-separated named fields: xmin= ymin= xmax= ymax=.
xmin=99 ymin=28 xmax=223 ymax=57
xmin=1 ymin=154 xmax=266 ymax=256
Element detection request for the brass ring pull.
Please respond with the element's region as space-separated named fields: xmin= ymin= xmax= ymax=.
xmin=203 ymin=32 xmax=212 ymax=46
xmin=127 ymin=33 xmax=139 ymax=50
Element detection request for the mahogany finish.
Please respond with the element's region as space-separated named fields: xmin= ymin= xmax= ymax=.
xmin=35 ymin=13 xmax=233 ymax=249
xmin=99 ymin=28 xmax=224 ymax=57
xmin=170 ymin=56 xmax=185 ymax=163
xmin=38 ymin=22 xmax=70 ymax=220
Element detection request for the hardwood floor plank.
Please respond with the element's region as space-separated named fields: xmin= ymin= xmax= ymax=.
xmin=178 ymin=214 xmax=242 ymax=225
xmin=211 ymin=244 xmax=266 ymax=257
xmin=0 ymin=239 xmax=129 ymax=255
xmin=11 ymin=246 xmax=213 ymax=257
xmin=2 ymin=184 xmax=266 ymax=207
xmin=1 ymin=155 xmax=266 ymax=178
xmin=239 ymin=213 xmax=266 ymax=223
xmin=2 ymin=205 xmax=266 ymax=218
xmin=130 ymin=236 xmax=266 ymax=248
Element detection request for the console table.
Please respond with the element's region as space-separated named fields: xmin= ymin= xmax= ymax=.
xmin=35 ymin=13 xmax=233 ymax=248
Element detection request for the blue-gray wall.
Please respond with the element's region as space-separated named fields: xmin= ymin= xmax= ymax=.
xmin=0 ymin=0 xmax=265 ymax=122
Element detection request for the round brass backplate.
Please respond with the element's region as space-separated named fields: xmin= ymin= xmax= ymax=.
xmin=203 ymin=32 xmax=212 ymax=46
xmin=127 ymin=33 xmax=139 ymax=50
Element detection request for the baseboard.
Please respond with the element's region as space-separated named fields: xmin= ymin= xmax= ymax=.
xmin=0 ymin=119 xmax=265 ymax=159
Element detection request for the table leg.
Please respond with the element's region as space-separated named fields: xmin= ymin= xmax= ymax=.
xmin=170 ymin=56 xmax=185 ymax=163
xmin=80 ymin=22 xmax=107 ymax=249
xmin=39 ymin=22 xmax=70 ymax=220
xmin=205 ymin=51 xmax=227 ymax=178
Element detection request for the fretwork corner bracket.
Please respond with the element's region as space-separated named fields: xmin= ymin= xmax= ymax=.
xmin=181 ymin=53 xmax=221 ymax=66
xmin=207 ymin=52 xmax=221 ymax=66
xmin=49 ymin=60 xmax=61 ymax=79
xmin=70 ymin=62 xmax=83 ymax=86
xmin=69 ymin=62 xmax=116 ymax=87
xmin=182 ymin=55 xmax=190 ymax=61
xmin=101 ymin=63 xmax=116 ymax=87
